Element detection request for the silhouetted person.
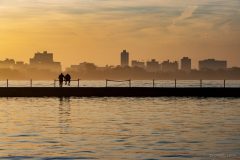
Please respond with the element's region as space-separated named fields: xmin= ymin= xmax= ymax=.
xmin=58 ymin=73 xmax=64 ymax=87
xmin=65 ymin=74 xmax=71 ymax=86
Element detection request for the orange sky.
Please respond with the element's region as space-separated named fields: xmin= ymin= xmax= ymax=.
xmin=0 ymin=0 xmax=240 ymax=69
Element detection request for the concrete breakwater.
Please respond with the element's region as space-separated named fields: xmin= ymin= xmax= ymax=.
xmin=0 ymin=87 xmax=239 ymax=97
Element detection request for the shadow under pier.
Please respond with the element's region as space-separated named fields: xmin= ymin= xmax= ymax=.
xmin=0 ymin=87 xmax=239 ymax=97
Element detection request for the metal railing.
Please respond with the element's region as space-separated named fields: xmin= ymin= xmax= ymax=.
xmin=53 ymin=79 xmax=81 ymax=87
xmin=106 ymin=79 xmax=131 ymax=87
xmin=0 ymin=79 xmax=236 ymax=88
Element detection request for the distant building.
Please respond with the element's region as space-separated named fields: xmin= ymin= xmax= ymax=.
xmin=181 ymin=57 xmax=191 ymax=72
xmin=78 ymin=62 xmax=97 ymax=71
xmin=199 ymin=59 xmax=227 ymax=71
xmin=121 ymin=50 xmax=129 ymax=67
xmin=29 ymin=51 xmax=61 ymax=72
xmin=15 ymin=61 xmax=26 ymax=70
xmin=146 ymin=59 xmax=159 ymax=72
xmin=66 ymin=62 xmax=97 ymax=73
xmin=0 ymin=59 xmax=15 ymax=69
xmin=30 ymin=51 xmax=53 ymax=64
xmin=16 ymin=61 xmax=24 ymax=65
xmin=132 ymin=60 xmax=145 ymax=68
xmin=161 ymin=60 xmax=178 ymax=72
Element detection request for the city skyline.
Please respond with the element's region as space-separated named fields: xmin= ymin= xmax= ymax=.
xmin=0 ymin=50 xmax=234 ymax=71
xmin=0 ymin=0 xmax=240 ymax=69
xmin=1 ymin=50 xmax=238 ymax=80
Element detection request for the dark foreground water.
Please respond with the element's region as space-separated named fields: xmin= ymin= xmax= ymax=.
xmin=0 ymin=97 xmax=239 ymax=160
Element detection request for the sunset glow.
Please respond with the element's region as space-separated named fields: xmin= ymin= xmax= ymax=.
xmin=0 ymin=0 xmax=240 ymax=68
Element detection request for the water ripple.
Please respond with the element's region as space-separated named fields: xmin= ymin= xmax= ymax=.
xmin=0 ymin=97 xmax=239 ymax=159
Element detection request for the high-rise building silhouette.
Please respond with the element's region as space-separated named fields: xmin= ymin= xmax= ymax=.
xmin=161 ymin=60 xmax=178 ymax=72
xmin=132 ymin=60 xmax=145 ymax=68
xmin=30 ymin=51 xmax=61 ymax=72
xmin=199 ymin=59 xmax=227 ymax=71
xmin=146 ymin=59 xmax=159 ymax=72
xmin=30 ymin=51 xmax=53 ymax=64
xmin=181 ymin=57 xmax=191 ymax=72
xmin=121 ymin=50 xmax=129 ymax=67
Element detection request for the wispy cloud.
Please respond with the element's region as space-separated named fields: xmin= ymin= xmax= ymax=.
xmin=0 ymin=0 xmax=239 ymax=34
xmin=174 ymin=6 xmax=198 ymax=23
xmin=168 ymin=5 xmax=198 ymax=33
xmin=1 ymin=0 xmax=240 ymax=67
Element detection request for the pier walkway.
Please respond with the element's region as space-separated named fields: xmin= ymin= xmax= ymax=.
xmin=0 ymin=79 xmax=239 ymax=97
xmin=0 ymin=87 xmax=239 ymax=97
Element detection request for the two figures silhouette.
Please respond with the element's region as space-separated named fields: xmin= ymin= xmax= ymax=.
xmin=58 ymin=73 xmax=71 ymax=87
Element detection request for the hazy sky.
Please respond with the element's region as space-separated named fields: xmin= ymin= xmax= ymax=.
xmin=0 ymin=0 xmax=240 ymax=68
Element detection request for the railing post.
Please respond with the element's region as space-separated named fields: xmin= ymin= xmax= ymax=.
xmin=200 ymin=79 xmax=202 ymax=88
xmin=78 ymin=78 xmax=80 ymax=87
xmin=175 ymin=79 xmax=176 ymax=88
xmin=7 ymin=79 xmax=8 ymax=88
xmin=153 ymin=79 xmax=155 ymax=88
xmin=30 ymin=79 xmax=32 ymax=87
xmin=224 ymin=79 xmax=226 ymax=88
xmin=106 ymin=79 xmax=108 ymax=88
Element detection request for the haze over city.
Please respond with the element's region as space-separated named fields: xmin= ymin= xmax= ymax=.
xmin=1 ymin=50 xmax=239 ymax=80
xmin=0 ymin=0 xmax=240 ymax=68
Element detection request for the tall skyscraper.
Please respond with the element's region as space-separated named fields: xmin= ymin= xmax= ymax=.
xmin=181 ymin=57 xmax=191 ymax=72
xmin=121 ymin=50 xmax=129 ymax=67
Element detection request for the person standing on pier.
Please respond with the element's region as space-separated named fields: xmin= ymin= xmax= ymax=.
xmin=58 ymin=73 xmax=65 ymax=87
xmin=65 ymin=74 xmax=71 ymax=86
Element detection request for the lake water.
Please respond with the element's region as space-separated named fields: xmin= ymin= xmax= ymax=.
xmin=0 ymin=97 xmax=239 ymax=159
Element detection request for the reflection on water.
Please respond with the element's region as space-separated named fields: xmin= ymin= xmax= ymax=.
xmin=0 ymin=97 xmax=239 ymax=159
xmin=59 ymin=97 xmax=71 ymax=135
